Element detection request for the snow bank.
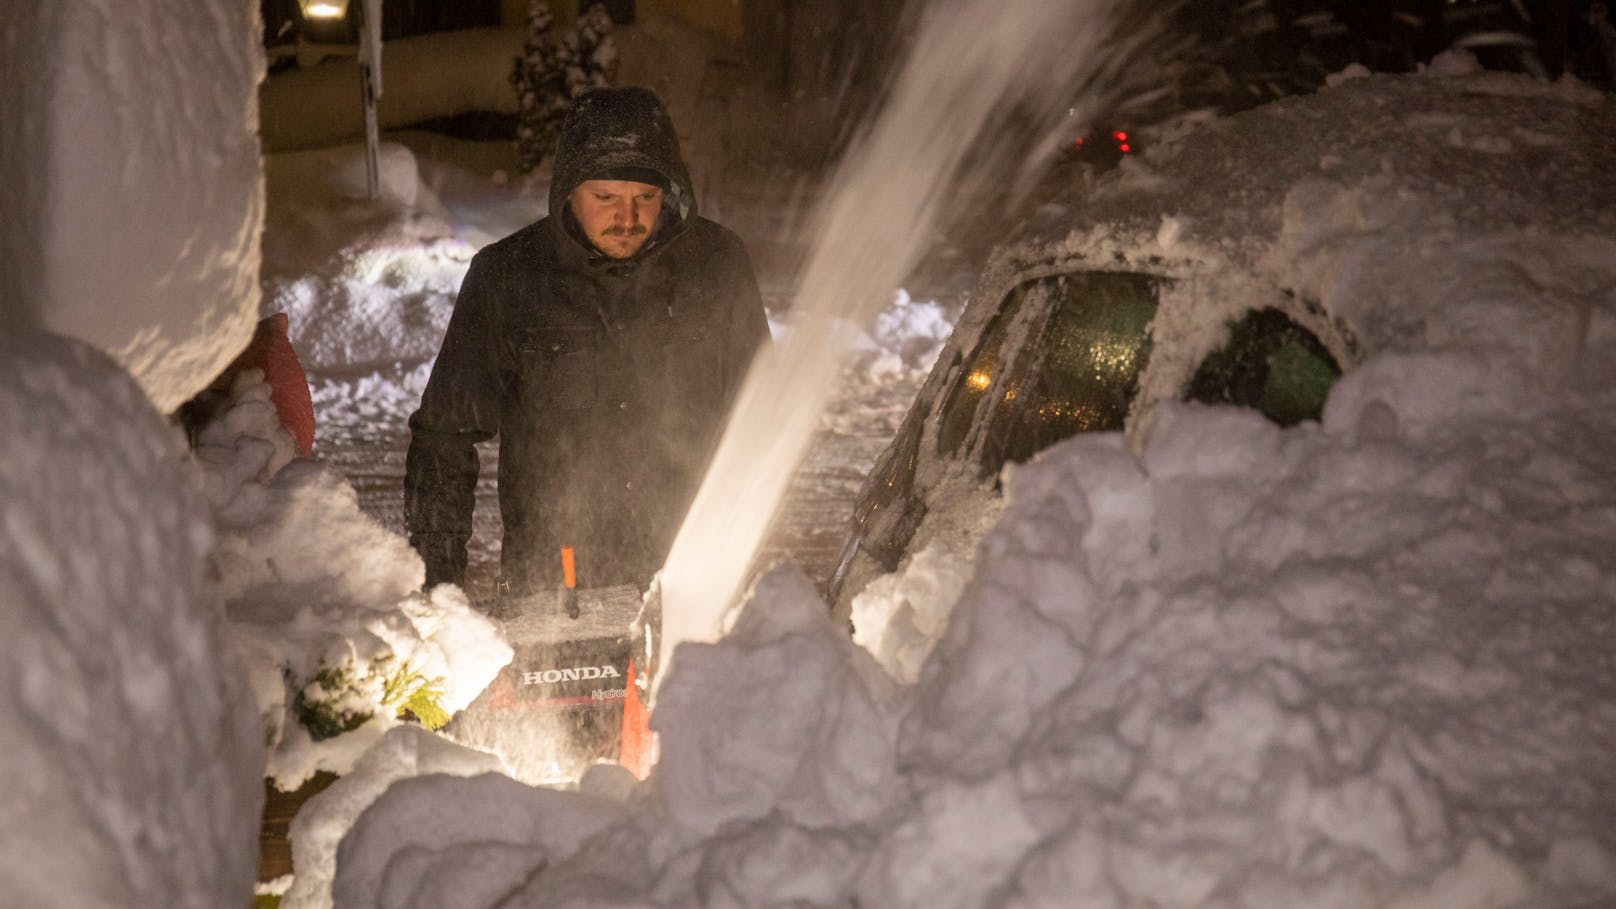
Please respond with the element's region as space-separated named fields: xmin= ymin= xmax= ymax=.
xmin=262 ymin=143 xmax=477 ymax=373
xmin=283 ymin=725 xmax=507 ymax=909
xmin=259 ymin=140 xmax=496 ymax=445
xmin=889 ymin=394 xmax=1616 ymax=906
xmin=194 ymin=367 xmax=511 ymax=787
xmin=0 ymin=332 xmax=264 ymax=908
xmin=0 ymin=0 xmax=264 ymax=412
xmin=334 ymin=353 xmax=1616 ymax=907
xmin=333 ymin=771 xmax=631 ymax=907
xmin=845 ymin=288 xmax=957 ymax=383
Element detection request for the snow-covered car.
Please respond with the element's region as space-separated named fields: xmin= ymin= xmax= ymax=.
xmin=830 ymin=62 xmax=1616 ymax=619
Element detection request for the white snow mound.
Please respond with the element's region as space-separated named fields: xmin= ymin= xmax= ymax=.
xmin=0 ymin=0 xmax=264 ymax=411
xmin=196 ymin=369 xmax=511 ymax=787
xmin=0 ymin=332 xmax=265 ymax=909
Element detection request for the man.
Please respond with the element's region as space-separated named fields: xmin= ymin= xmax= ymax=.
xmin=404 ymin=87 xmax=770 ymax=602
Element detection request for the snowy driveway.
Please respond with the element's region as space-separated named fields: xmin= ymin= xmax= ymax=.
xmin=314 ymin=379 xmax=913 ymax=605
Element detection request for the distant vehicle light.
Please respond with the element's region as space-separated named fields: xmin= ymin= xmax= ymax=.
xmin=1068 ymin=128 xmax=1136 ymax=161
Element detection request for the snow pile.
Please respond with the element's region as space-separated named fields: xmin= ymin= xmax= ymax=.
xmin=194 ymin=367 xmax=511 ymax=787
xmin=889 ymin=394 xmax=1616 ymax=906
xmin=0 ymin=333 xmax=264 ymax=908
xmin=282 ymin=726 xmax=507 ymax=909
xmin=260 ymin=141 xmax=533 ymax=440
xmin=334 ymin=769 xmax=631 ymax=907
xmin=307 ymin=361 xmax=438 ymax=438
xmin=324 ymin=71 xmax=1616 ymax=908
xmin=850 ymin=540 xmax=975 ymax=683
xmin=769 ymin=288 xmax=957 ymax=416
xmin=855 ymin=289 xmax=958 ymax=381
xmin=0 ymin=0 xmax=264 ymax=412
xmin=651 ymin=569 xmax=906 ymax=839
xmin=263 ymin=144 xmax=478 ymax=374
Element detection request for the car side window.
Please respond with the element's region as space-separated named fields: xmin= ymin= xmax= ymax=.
xmin=937 ymin=272 xmax=1161 ymax=477
xmin=1185 ymin=308 xmax=1340 ymax=426
xmin=935 ymin=281 xmax=1029 ymax=458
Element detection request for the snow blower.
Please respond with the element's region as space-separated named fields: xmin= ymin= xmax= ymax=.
xmin=449 ymin=547 xmax=656 ymax=783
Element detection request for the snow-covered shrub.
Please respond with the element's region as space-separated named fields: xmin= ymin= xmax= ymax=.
xmin=293 ymin=649 xmax=451 ymax=740
xmin=193 ymin=367 xmax=512 ymax=787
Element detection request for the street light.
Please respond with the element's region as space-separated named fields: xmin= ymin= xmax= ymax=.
xmin=297 ymin=0 xmax=351 ymax=20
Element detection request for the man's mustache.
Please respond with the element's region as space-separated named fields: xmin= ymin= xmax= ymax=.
xmin=602 ymin=225 xmax=649 ymax=238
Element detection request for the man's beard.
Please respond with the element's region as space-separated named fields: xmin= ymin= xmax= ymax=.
xmin=595 ymin=224 xmax=651 ymax=258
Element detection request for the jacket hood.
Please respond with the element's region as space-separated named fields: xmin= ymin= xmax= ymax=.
xmin=549 ymin=87 xmax=696 ymax=230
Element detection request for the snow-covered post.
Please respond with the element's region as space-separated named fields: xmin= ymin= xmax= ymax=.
xmin=359 ymin=0 xmax=383 ymax=199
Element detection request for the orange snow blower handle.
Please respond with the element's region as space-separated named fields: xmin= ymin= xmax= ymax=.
xmin=560 ymin=546 xmax=580 ymax=618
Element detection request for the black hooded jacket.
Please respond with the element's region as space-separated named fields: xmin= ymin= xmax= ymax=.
xmin=404 ymin=88 xmax=769 ymax=596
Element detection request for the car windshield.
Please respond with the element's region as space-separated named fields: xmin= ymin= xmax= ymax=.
xmin=938 ymin=271 xmax=1161 ymax=477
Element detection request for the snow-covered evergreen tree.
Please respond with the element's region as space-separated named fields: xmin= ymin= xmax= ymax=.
xmin=510 ymin=2 xmax=620 ymax=175
xmin=561 ymin=4 xmax=619 ymax=104
xmin=510 ymin=1 xmax=568 ymax=175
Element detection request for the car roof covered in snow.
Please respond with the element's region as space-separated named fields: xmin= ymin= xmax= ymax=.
xmin=948 ymin=66 xmax=1616 ymax=438
xmin=997 ymin=67 xmax=1615 ymax=279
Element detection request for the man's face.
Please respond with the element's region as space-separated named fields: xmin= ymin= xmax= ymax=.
xmin=569 ymin=179 xmax=666 ymax=259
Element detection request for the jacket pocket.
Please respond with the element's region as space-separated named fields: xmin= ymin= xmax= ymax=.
xmin=655 ymin=313 xmax=726 ymax=416
xmin=513 ymin=326 xmax=598 ymax=411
